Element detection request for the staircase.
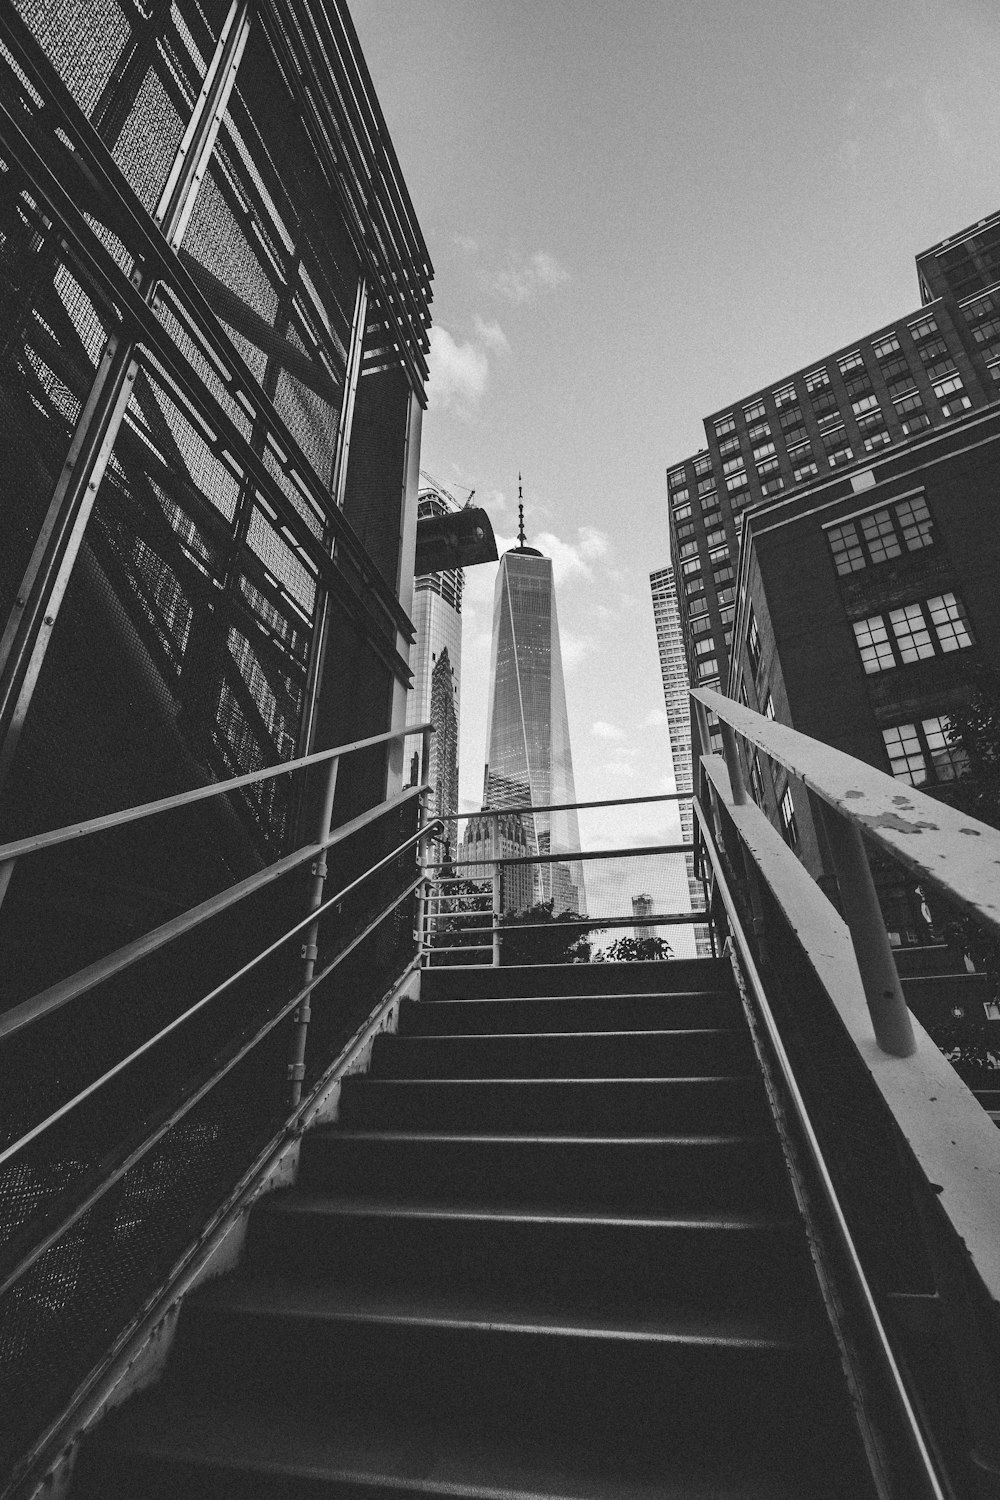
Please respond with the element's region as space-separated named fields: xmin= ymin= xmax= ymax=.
xmin=73 ymin=958 xmax=877 ymax=1499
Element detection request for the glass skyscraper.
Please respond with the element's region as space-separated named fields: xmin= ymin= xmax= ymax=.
xmin=407 ymin=489 xmax=463 ymax=851
xmin=481 ymin=537 xmax=586 ymax=914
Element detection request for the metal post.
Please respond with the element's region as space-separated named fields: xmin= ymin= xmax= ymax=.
xmin=286 ymin=755 xmax=339 ymax=1106
xmin=490 ymin=812 xmax=501 ymax=967
xmin=720 ymin=721 xmax=748 ymax=806
xmin=0 ymin=1 xmax=251 ymax=792
xmin=821 ymin=804 xmax=916 ymax=1058
xmin=413 ymin=727 xmax=433 ymax=967
xmin=692 ymin=698 xmax=712 ymax=758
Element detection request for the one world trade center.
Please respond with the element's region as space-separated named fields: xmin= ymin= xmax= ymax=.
xmin=481 ymin=504 xmax=586 ymax=915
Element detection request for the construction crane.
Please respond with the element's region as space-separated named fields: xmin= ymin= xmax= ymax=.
xmin=419 ymin=470 xmax=476 ymax=510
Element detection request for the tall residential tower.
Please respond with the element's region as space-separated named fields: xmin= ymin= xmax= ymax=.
xmin=408 ymin=487 xmax=464 ymax=851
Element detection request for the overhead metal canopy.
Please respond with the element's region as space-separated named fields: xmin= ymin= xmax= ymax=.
xmin=414 ymin=505 xmax=498 ymax=576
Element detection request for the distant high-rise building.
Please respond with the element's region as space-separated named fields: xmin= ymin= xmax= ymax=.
xmin=480 ymin=503 xmax=586 ymax=914
xmin=665 ymin=209 xmax=1000 ymax=703
xmin=408 ymin=487 xmax=463 ymax=852
xmin=650 ymin=565 xmax=710 ymax=956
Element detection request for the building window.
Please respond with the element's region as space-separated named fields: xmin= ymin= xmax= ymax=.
xmin=718 ymin=434 xmax=741 ymax=458
xmin=872 ymin=333 xmax=901 ymax=359
xmin=679 ymin=539 xmax=699 ymax=558
xmin=902 ymin=411 xmax=932 ymax=435
xmin=892 ymin=390 xmax=923 ymax=415
xmin=702 ymin=507 xmax=722 ymax=527
xmin=749 ymin=752 xmax=765 ymax=805
xmin=747 ymin=421 xmax=771 ymax=443
xmin=689 ymin=596 xmax=708 ymax=615
xmin=805 ymin=368 xmax=829 ymax=393
xmin=793 ymin=460 xmax=819 ymax=481
xmin=962 ymin=292 xmax=997 ymax=324
xmin=827 ymin=495 xmax=933 ymax=575
xmin=668 ymin=469 xmax=689 ymax=492
xmin=774 ymin=384 xmax=798 ymax=409
xmin=917 ymin=336 xmax=949 ymax=365
xmin=821 ymin=427 xmax=853 ymax=465
xmin=746 ymin=609 xmax=762 ymax=676
xmin=744 ymin=399 xmax=766 ymax=422
xmin=752 ymin=441 xmax=776 ymax=461
xmin=756 ymin=456 xmax=780 ymax=477
xmin=697 ymin=477 xmax=717 ymax=496
xmin=838 ymin=351 xmax=865 ymax=375
xmin=880 ymin=356 xmax=911 ymax=384
xmin=852 ymin=393 xmax=880 ymax=415
xmin=706 ymin=527 xmax=726 ymax=549
xmin=681 ymin=557 xmax=702 ymax=577
xmin=695 ymin=636 xmax=716 ymax=656
xmin=714 ymin=414 xmax=736 ymax=437
xmin=691 ymin=614 xmax=713 ymax=635
xmin=779 ymin=786 xmax=798 ymax=847
xmin=761 ymin=476 xmax=784 ymax=496
xmin=782 ymin=422 xmax=809 ymax=446
xmin=908 ymin=315 xmax=939 ymax=342
xmin=764 ymin=691 xmax=776 ymax=719
xmin=676 ymin=522 xmax=695 ymax=541
xmin=852 ymin=592 xmax=974 ymax=673
xmin=972 ymin=316 xmax=1000 ymax=345
xmin=694 ymin=455 xmax=713 ymax=477
xmin=727 ymin=471 xmax=749 ymax=493
xmin=723 ymin=455 xmax=745 ymax=475
xmin=673 ymin=502 xmax=692 ymax=522
xmin=924 ymin=357 xmax=957 ymax=384
xmin=714 ymin=563 xmax=735 ymax=585
xmin=697 ymin=657 xmax=719 ymax=680
xmin=882 ymin=717 xmax=969 ymax=786
xmin=720 ymin=606 xmax=735 ymax=625
xmin=862 ymin=429 xmax=892 ymax=452
xmin=717 ymin=586 xmax=736 ymax=606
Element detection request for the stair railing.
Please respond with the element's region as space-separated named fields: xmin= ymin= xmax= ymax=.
xmin=420 ymin=791 xmax=712 ymax=966
xmin=0 ymin=721 xmax=439 ymax=1488
xmin=691 ymin=686 xmax=1000 ymax=1498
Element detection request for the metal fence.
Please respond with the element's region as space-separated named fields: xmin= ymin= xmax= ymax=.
xmin=419 ymin=793 xmax=712 ymax=967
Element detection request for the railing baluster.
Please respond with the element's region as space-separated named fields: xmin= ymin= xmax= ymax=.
xmin=287 ymin=755 xmax=340 ymax=1106
xmin=490 ymin=811 xmax=501 ymax=967
xmin=820 ymin=805 xmax=916 ymax=1058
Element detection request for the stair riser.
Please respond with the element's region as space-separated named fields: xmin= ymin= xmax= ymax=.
xmin=166 ymin=1313 xmax=836 ymax=1447
xmin=369 ymin=1031 xmax=753 ymax=1080
xmin=398 ymin=993 xmax=741 ymax=1036
xmin=296 ymin=1134 xmax=790 ymax=1212
xmin=421 ymin=959 xmax=732 ymax=1000
xmin=249 ymin=1205 xmax=812 ymax=1314
xmin=338 ymin=1076 xmax=772 ymax=1134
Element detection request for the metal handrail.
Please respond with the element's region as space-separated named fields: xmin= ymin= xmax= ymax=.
xmin=0 ymin=721 xmax=432 ymax=865
xmin=692 ymin=685 xmax=1000 ymax=943
xmin=693 ymin=794 xmax=947 ymax=1500
xmin=446 ymin=792 xmax=692 ymax=817
xmin=0 ymin=817 xmax=441 ymax=1174
xmin=0 ymin=784 xmax=426 ymax=1043
xmin=426 ymin=841 xmax=692 ymax=870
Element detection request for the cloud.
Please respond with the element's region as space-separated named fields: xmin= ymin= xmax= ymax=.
xmin=453 ymin=233 xmax=479 ymax=254
xmin=602 ymin=760 xmax=636 ymax=780
xmin=592 ymin=720 xmax=625 ymax=741
xmin=559 ymin=631 xmax=594 ymax=671
xmin=473 ymin=316 xmax=510 ymax=355
xmin=427 ymin=326 xmax=489 ymax=415
xmin=644 ymin=708 xmax=668 ymax=727
xmin=495 ymin=249 xmax=570 ymax=305
xmin=534 ymin=525 xmax=609 ymax=585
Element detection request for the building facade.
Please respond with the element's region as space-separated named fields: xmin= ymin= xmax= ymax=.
xmin=0 ymin=0 xmax=432 ymax=1000
xmin=407 ymin=487 xmax=464 ymax=851
xmin=665 ymin=211 xmax=1000 ymax=704
xmin=480 ymin=537 xmax=586 ymax=914
xmin=728 ymin=406 xmax=1000 ymax=920
xmin=650 ymin=565 xmax=710 ymax=954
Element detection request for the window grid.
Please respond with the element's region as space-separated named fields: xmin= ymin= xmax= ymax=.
xmin=882 ymin=716 xmax=968 ymax=786
xmin=853 ymin=592 xmax=973 ymax=673
xmin=780 ymin=786 xmax=798 ymax=847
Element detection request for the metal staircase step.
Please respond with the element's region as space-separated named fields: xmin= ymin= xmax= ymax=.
xmin=398 ymin=992 xmax=741 ymax=1035
xmin=420 ymin=959 xmax=733 ymax=1001
xmin=368 ymin=1028 xmax=753 ymax=1080
xmin=249 ymin=1193 xmax=815 ymax=1316
xmin=337 ymin=1075 xmax=772 ymax=1134
xmin=295 ymin=1128 xmax=791 ymax=1213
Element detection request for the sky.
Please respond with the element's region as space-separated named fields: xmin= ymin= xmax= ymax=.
xmin=351 ymin=0 xmax=1000 ymax=851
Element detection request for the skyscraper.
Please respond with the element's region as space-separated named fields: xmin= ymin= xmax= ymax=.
xmin=650 ymin=565 xmax=710 ymax=956
xmin=478 ymin=504 xmax=586 ymax=914
xmin=407 ymin=487 xmax=464 ymax=851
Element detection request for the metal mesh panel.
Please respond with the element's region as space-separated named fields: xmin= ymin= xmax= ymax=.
xmin=11 ymin=0 xmax=132 ymax=118
xmin=0 ymin=789 xmax=418 ymax=1474
xmin=342 ymin=333 xmax=409 ymax=587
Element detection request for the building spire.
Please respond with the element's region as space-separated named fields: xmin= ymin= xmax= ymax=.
xmin=517 ymin=473 xmax=526 ymax=548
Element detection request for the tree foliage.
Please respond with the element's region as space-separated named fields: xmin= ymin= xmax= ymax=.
xmin=594 ymin=934 xmax=674 ymax=963
xmin=499 ymin=901 xmax=595 ymax=966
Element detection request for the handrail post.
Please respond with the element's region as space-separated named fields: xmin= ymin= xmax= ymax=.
xmin=720 ymin=721 xmax=748 ymax=806
xmin=490 ymin=812 xmax=501 ymax=967
xmin=821 ymin=804 xmax=916 ymax=1058
xmin=0 ymin=856 xmax=15 ymax=918
xmin=286 ymin=754 xmax=340 ymax=1106
xmin=414 ymin=732 xmax=433 ymax=968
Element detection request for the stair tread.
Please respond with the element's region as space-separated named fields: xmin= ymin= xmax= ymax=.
xmin=87 ymin=1398 xmax=850 ymax=1499
xmin=384 ymin=1028 xmax=744 ymax=1041
xmin=314 ymin=1129 xmax=773 ymax=1145
xmin=263 ymin=1193 xmax=796 ymax=1231
xmin=190 ymin=1276 xmax=806 ymax=1348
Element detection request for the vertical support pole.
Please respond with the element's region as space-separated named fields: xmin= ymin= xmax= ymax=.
xmin=413 ymin=727 xmax=432 ymax=968
xmin=287 ymin=754 xmax=339 ymax=1106
xmin=692 ymin=697 xmax=712 ymax=758
xmin=820 ymin=804 xmax=916 ymax=1058
xmin=386 ymin=392 xmax=423 ymax=799
xmin=490 ymin=812 xmax=501 ymax=968
xmin=0 ymin=1 xmax=250 ymax=791
xmin=720 ymin=721 xmax=748 ymax=806
xmin=0 ymin=856 xmax=15 ymax=919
